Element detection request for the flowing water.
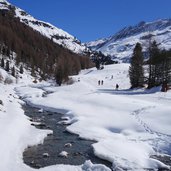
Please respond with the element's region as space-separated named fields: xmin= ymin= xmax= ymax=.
xmin=23 ymin=104 xmax=112 ymax=169
xmin=22 ymin=104 xmax=171 ymax=170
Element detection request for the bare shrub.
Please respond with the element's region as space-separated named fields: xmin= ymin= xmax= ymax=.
xmin=4 ymin=76 xmax=13 ymax=84
xmin=33 ymin=79 xmax=38 ymax=83
xmin=0 ymin=100 xmax=3 ymax=105
xmin=66 ymin=78 xmax=75 ymax=85
xmin=0 ymin=72 xmax=3 ymax=83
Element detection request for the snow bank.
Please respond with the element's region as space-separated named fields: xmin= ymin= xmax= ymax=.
xmin=0 ymin=84 xmax=52 ymax=171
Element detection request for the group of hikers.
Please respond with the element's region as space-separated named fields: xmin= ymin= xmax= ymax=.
xmin=98 ymin=80 xmax=104 ymax=86
xmin=98 ymin=79 xmax=119 ymax=90
xmin=97 ymin=75 xmax=170 ymax=92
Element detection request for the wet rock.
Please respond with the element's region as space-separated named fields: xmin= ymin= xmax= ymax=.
xmin=0 ymin=100 xmax=3 ymax=105
xmin=47 ymin=133 xmax=53 ymax=136
xmin=30 ymin=160 xmax=41 ymax=168
xmin=29 ymin=118 xmax=33 ymax=122
xmin=38 ymin=108 xmax=43 ymax=113
xmin=74 ymin=152 xmax=83 ymax=156
xmin=59 ymin=151 xmax=68 ymax=158
xmin=47 ymin=113 xmax=53 ymax=116
xmin=43 ymin=153 xmax=50 ymax=158
xmin=61 ymin=116 xmax=70 ymax=120
xmin=37 ymin=123 xmax=46 ymax=127
xmin=35 ymin=118 xmax=43 ymax=122
xmin=30 ymin=160 xmax=35 ymax=165
xmin=57 ymin=120 xmax=70 ymax=125
xmin=64 ymin=143 xmax=72 ymax=148
xmin=42 ymin=92 xmax=47 ymax=97
xmin=35 ymin=164 xmax=41 ymax=169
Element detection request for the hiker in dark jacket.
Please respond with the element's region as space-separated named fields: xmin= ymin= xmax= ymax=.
xmin=98 ymin=80 xmax=101 ymax=85
xmin=116 ymin=84 xmax=119 ymax=90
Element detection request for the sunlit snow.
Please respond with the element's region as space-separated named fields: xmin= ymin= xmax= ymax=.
xmin=7 ymin=63 xmax=171 ymax=171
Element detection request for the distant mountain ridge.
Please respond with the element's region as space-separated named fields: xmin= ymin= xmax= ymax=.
xmin=0 ymin=0 xmax=89 ymax=54
xmin=2 ymin=0 xmax=171 ymax=63
xmin=87 ymin=19 xmax=171 ymax=62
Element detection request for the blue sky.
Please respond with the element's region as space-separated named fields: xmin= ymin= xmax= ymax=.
xmin=8 ymin=0 xmax=171 ymax=42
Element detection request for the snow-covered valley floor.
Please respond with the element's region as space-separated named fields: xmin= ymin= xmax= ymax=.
xmin=0 ymin=63 xmax=171 ymax=171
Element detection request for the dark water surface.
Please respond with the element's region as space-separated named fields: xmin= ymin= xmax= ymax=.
xmin=22 ymin=105 xmax=112 ymax=169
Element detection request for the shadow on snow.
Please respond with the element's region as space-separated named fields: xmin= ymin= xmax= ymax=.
xmin=97 ymin=87 xmax=161 ymax=96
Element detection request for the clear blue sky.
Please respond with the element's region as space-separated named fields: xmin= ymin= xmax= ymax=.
xmin=8 ymin=0 xmax=171 ymax=42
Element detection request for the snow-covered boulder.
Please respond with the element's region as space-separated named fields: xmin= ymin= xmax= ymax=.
xmin=64 ymin=143 xmax=72 ymax=148
xmin=43 ymin=153 xmax=50 ymax=158
xmin=58 ymin=151 xmax=69 ymax=158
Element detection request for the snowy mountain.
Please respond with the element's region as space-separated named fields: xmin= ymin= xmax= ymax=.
xmin=87 ymin=19 xmax=171 ymax=62
xmin=0 ymin=1 xmax=171 ymax=169
xmin=0 ymin=0 xmax=89 ymax=54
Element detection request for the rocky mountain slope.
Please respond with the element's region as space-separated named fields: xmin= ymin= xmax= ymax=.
xmin=0 ymin=0 xmax=93 ymax=84
xmin=0 ymin=0 xmax=89 ymax=54
xmin=87 ymin=19 xmax=171 ymax=62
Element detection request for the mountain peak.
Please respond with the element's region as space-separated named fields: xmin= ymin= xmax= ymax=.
xmin=87 ymin=18 xmax=171 ymax=62
xmin=0 ymin=0 xmax=9 ymax=10
xmin=112 ymin=18 xmax=171 ymax=42
xmin=0 ymin=0 xmax=7 ymax=3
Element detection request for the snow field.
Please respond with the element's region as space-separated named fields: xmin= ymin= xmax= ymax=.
xmin=16 ymin=63 xmax=171 ymax=170
xmin=1 ymin=63 xmax=171 ymax=170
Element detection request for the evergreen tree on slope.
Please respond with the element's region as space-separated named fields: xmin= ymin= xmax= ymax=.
xmin=148 ymin=41 xmax=160 ymax=88
xmin=129 ymin=42 xmax=144 ymax=88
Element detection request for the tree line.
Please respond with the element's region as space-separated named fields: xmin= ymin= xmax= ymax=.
xmin=129 ymin=41 xmax=171 ymax=90
xmin=0 ymin=8 xmax=93 ymax=85
xmin=0 ymin=57 xmax=23 ymax=77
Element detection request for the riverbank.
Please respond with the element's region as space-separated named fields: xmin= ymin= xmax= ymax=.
xmin=22 ymin=104 xmax=112 ymax=169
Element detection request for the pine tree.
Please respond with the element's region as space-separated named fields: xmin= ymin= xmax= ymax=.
xmin=95 ymin=60 xmax=100 ymax=70
xmin=5 ymin=60 xmax=10 ymax=72
xmin=160 ymin=50 xmax=171 ymax=85
xmin=19 ymin=64 xmax=24 ymax=74
xmin=55 ymin=65 xmax=63 ymax=86
xmin=11 ymin=66 xmax=15 ymax=77
xmin=6 ymin=47 xmax=10 ymax=58
xmin=129 ymin=42 xmax=144 ymax=88
xmin=1 ymin=58 xmax=4 ymax=68
xmin=2 ymin=46 xmax=6 ymax=56
xmin=148 ymin=41 xmax=160 ymax=88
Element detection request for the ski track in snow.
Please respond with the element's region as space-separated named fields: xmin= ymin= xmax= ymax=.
xmin=131 ymin=106 xmax=171 ymax=154
xmin=131 ymin=106 xmax=156 ymax=134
